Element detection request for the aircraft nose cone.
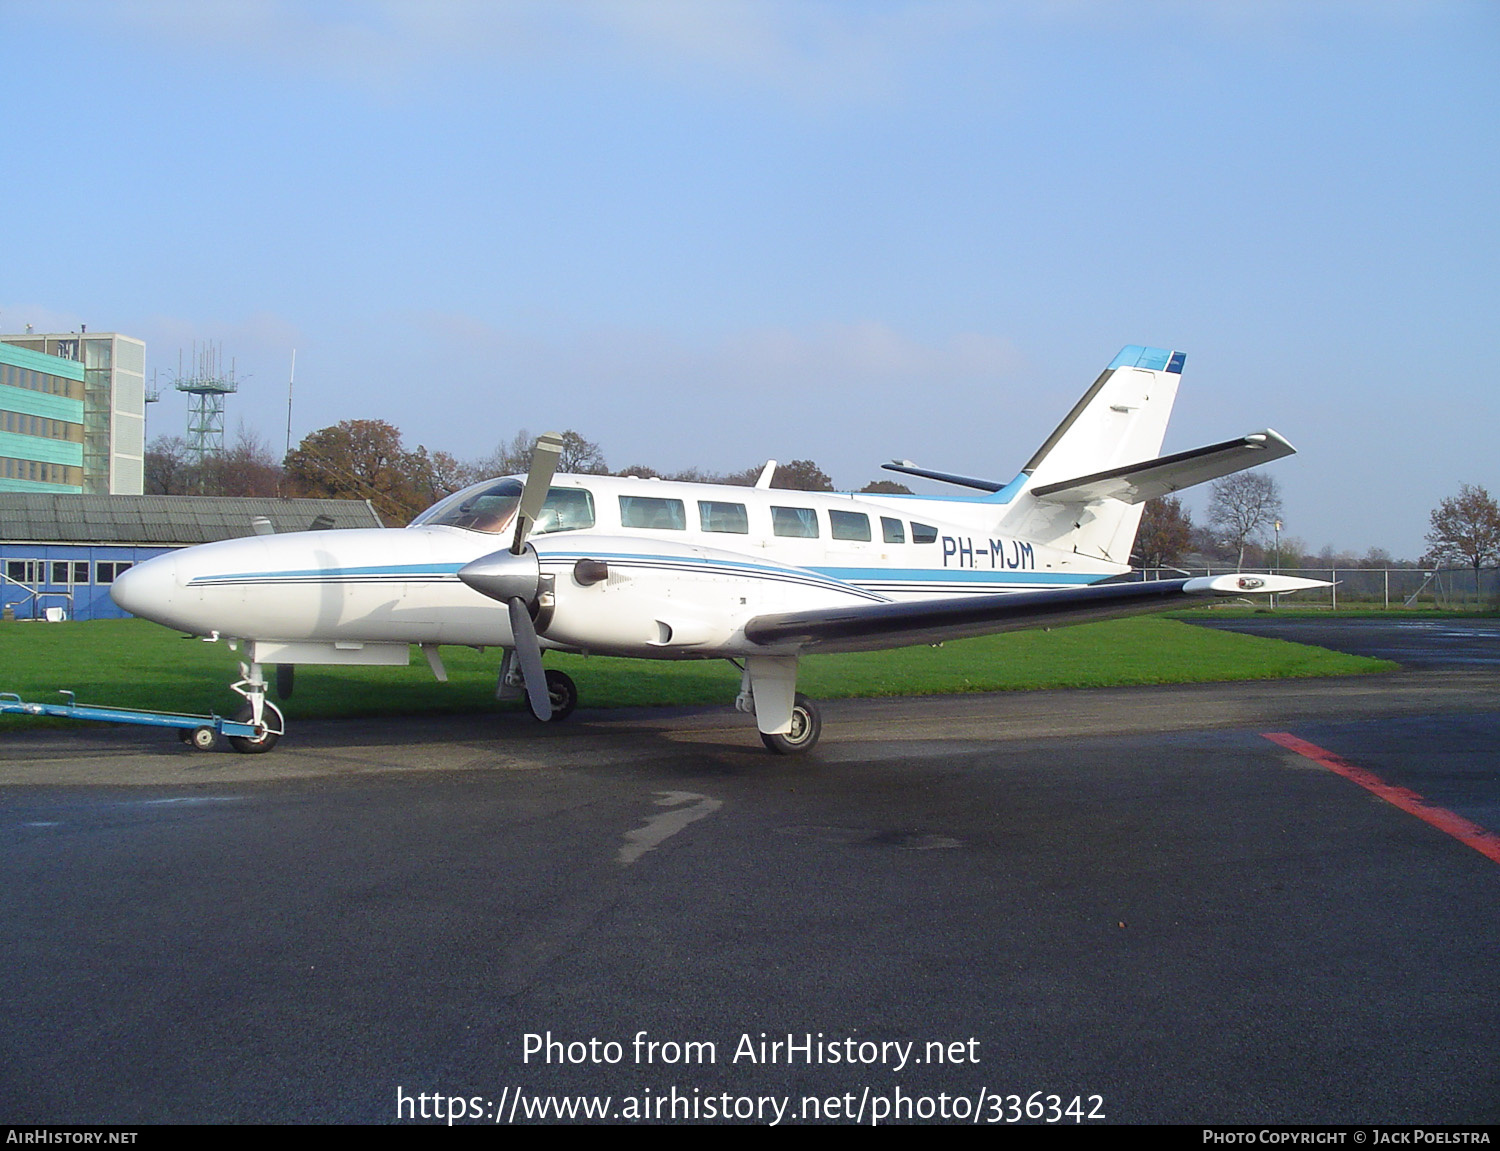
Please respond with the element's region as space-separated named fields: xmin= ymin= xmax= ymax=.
xmin=458 ymin=548 xmax=539 ymax=604
xmin=109 ymin=552 xmax=180 ymax=623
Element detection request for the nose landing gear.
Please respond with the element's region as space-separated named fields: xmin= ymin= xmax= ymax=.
xmin=228 ymin=661 xmax=285 ymax=754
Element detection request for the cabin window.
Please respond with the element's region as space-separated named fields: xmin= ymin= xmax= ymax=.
xmin=881 ymin=516 xmax=905 ymax=544
xmin=911 ymin=522 xmax=938 ymax=544
xmin=771 ymin=506 xmax=819 ymax=538
xmin=620 ymin=495 xmax=687 ymax=531
xmin=830 ymin=510 xmax=871 ymax=542
xmin=534 ymin=488 xmax=595 ymax=535
xmin=699 ymin=501 xmax=749 ymax=534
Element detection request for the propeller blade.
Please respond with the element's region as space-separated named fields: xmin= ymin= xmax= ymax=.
xmin=508 ymin=596 xmax=552 ymax=721
xmin=511 ymin=431 xmax=566 ymax=555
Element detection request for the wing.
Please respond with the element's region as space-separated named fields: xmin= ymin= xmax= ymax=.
xmin=743 ymin=574 xmax=1326 ymax=654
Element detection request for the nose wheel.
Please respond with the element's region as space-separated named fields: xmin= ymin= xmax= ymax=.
xmin=229 ymin=700 xmax=284 ymax=753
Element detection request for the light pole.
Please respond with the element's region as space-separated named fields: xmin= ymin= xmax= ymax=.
xmin=1272 ymin=519 xmax=1283 ymax=610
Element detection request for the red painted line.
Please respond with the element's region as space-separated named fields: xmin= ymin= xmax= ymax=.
xmin=1263 ymin=732 xmax=1500 ymax=866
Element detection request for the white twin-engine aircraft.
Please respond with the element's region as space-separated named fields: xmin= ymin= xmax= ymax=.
xmin=111 ymin=345 xmax=1321 ymax=755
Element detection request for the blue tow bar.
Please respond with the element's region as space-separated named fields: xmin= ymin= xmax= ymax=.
xmin=0 ymin=690 xmax=283 ymax=752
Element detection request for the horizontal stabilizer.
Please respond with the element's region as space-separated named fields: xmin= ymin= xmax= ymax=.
xmin=1030 ymin=430 xmax=1295 ymax=506
xmin=880 ymin=460 xmax=1006 ymax=493
xmin=744 ymin=572 xmax=1329 ymax=654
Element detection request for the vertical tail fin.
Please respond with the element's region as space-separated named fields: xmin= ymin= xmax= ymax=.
xmin=1002 ymin=345 xmax=1185 ymax=564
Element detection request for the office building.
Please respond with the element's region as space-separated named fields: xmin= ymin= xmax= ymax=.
xmin=0 ymin=330 xmax=146 ymax=494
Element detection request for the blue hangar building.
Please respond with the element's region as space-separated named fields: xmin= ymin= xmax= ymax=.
xmin=1 ymin=494 xmax=383 ymax=620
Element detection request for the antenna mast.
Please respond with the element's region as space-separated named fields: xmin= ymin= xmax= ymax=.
xmin=172 ymin=341 xmax=240 ymax=464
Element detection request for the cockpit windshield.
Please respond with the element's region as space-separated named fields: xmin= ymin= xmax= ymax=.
xmin=409 ymin=478 xmax=597 ymax=537
xmin=409 ymin=478 xmax=523 ymax=535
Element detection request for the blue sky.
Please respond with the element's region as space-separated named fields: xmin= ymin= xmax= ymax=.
xmin=3 ymin=1 xmax=1495 ymax=559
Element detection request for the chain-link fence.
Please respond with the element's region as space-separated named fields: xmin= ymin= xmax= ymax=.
xmin=1135 ymin=567 xmax=1499 ymax=610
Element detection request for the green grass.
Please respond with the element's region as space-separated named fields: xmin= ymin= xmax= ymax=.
xmin=1175 ymin=607 xmax=1500 ymax=619
xmin=0 ymin=615 xmax=1394 ymax=728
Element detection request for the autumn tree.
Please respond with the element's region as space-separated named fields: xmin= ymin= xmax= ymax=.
xmin=283 ymin=419 xmax=436 ymax=524
xmin=1208 ymin=472 xmax=1284 ymax=568
xmin=770 ymin=459 xmax=835 ymax=491
xmin=1423 ymin=483 xmax=1500 ymax=587
xmin=1134 ymin=495 xmax=1193 ymax=569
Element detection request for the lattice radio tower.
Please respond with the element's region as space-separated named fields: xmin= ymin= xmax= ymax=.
xmin=172 ymin=341 xmax=240 ymax=462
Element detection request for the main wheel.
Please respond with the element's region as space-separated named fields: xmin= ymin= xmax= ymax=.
xmin=527 ymin=669 xmax=578 ymax=722
xmin=228 ymin=700 xmax=284 ymax=754
xmin=760 ymin=693 xmax=822 ymax=755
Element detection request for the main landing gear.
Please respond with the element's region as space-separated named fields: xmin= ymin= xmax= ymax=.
xmin=735 ymin=655 xmax=823 ymax=755
xmin=759 ymin=693 xmax=822 ymax=755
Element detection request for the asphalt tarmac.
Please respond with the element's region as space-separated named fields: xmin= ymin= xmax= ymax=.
xmin=2 ymin=621 xmax=1496 ymax=1125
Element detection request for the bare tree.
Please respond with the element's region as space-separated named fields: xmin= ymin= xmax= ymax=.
xmin=144 ymin=435 xmax=193 ymax=495
xmin=481 ymin=430 xmax=606 ymax=476
xmin=556 ymin=431 xmax=608 ymax=474
xmin=1423 ymin=483 xmax=1500 ymax=588
xmin=200 ymin=425 xmax=282 ymax=497
xmin=1208 ymin=472 xmax=1283 ymax=568
xmin=1134 ymin=495 xmax=1193 ymax=569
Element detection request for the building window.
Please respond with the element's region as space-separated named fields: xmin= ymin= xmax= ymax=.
xmin=50 ymin=561 xmax=90 ymax=585
xmin=95 ymin=561 xmax=133 ymax=584
xmin=5 ymin=560 xmax=40 ymax=584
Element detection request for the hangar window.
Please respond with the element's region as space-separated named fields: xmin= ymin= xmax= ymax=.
xmin=771 ymin=507 xmax=819 ymax=538
xmin=50 ymin=561 xmax=90 ymax=585
xmin=620 ymin=495 xmax=687 ymax=531
xmin=95 ymin=561 xmax=133 ymax=584
xmin=699 ymin=501 xmax=749 ymax=534
xmin=830 ymin=510 xmax=871 ymax=542
xmin=5 ymin=560 xmax=39 ymax=584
